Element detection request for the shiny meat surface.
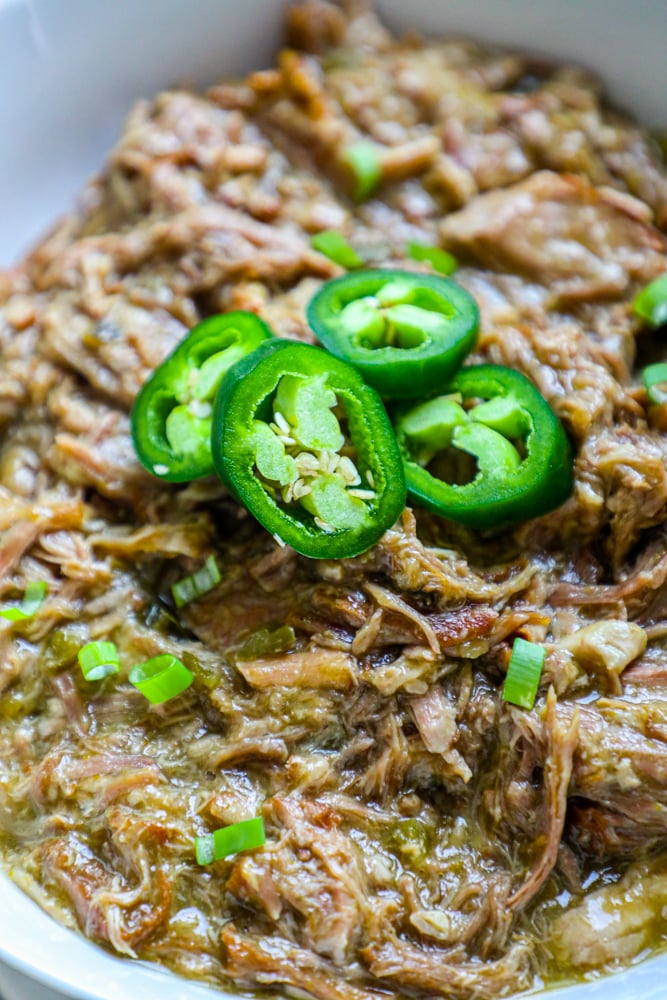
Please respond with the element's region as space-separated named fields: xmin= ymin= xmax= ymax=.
xmin=0 ymin=2 xmax=667 ymax=997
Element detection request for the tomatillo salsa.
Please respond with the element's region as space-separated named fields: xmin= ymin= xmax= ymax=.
xmin=131 ymin=312 xmax=273 ymax=482
xmin=211 ymin=340 xmax=406 ymax=559
xmin=393 ymin=364 xmax=573 ymax=529
xmin=307 ymin=269 xmax=479 ymax=398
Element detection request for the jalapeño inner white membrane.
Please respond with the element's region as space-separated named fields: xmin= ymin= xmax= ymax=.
xmin=164 ymin=342 xmax=249 ymax=462
xmin=251 ymin=373 xmax=376 ymax=534
xmin=338 ymin=278 xmax=453 ymax=352
xmin=398 ymin=393 xmax=528 ymax=472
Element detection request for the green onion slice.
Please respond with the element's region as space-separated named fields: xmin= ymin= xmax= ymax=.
xmin=310 ymin=230 xmax=364 ymax=270
xmin=129 ymin=654 xmax=193 ymax=705
xmin=342 ymin=141 xmax=382 ymax=202
xmin=643 ymin=362 xmax=667 ymax=405
xmin=195 ymin=817 xmax=265 ymax=865
xmin=0 ymin=580 xmax=48 ymax=622
xmin=78 ymin=641 xmax=120 ymax=681
xmin=503 ymin=637 xmax=545 ymax=710
xmin=171 ymin=554 xmax=221 ymax=609
xmin=633 ymin=274 xmax=667 ymax=327
xmin=407 ymin=241 xmax=458 ymax=276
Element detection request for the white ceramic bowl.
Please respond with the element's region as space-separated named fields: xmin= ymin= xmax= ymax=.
xmin=0 ymin=0 xmax=665 ymax=997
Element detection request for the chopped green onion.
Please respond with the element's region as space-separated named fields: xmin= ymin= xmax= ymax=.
xmin=310 ymin=230 xmax=364 ymax=269
xmin=342 ymin=141 xmax=381 ymax=202
xmin=78 ymin=641 xmax=120 ymax=681
xmin=129 ymin=654 xmax=193 ymax=705
xmin=407 ymin=241 xmax=458 ymax=276
xmin=503 ymin=637 xmax=545 ymax=710
xmin=633 ymin=274 xmax=667 ymax=327
xmin=195 ymin=817 xmax=265 ymax=865
xmin=0 ymin=580 xmax=48 ymax=622
xmin=171 ymin=554 xmax=221 ymax=609
xmin=643 ymin=362 xmax=667 ymax=405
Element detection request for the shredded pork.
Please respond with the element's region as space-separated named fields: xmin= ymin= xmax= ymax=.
xmin=0 ymin=2 xmax=667 ymax=997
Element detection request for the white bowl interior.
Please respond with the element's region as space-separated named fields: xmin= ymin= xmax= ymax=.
xmin=0 ymin=0 xmax=666 ymax=997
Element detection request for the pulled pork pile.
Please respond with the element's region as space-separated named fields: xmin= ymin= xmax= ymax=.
xmin=1 ymin=2 xmax=667 ymax=997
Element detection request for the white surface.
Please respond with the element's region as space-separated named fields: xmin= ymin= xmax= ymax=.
xmin=0 ymin=0 xmax=666 ymax=997
xmin=0 ymin=961 xmax=78 ymax=1000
